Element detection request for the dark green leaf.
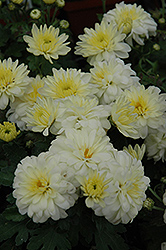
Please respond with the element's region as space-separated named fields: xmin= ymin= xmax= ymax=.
xmin=28 ymin=225 xmax=71 ymax=250
xmin=0 ymin=215 xmax=29 ymax=243
xmin=0 ymin=167 xmax=14 ymax=186
xmin=2 ymin=205 xmax=27 ymax=222
xmin=94 ymin=217 xmax=129 ymax=250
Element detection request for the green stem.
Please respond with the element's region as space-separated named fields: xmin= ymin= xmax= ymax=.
xmin=51 ymin=6 xmax=58 ymax=25
xmin=102 ymin=0 xmax=106 ymax=13
xmin=148 ymin=187 xmax=163 ymax=203
xmin=161 ymin=0 xmax=165 ymax=19
xmin=153 ymin=206 xmax=164 ymax=211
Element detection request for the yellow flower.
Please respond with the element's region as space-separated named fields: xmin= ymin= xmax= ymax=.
xmin=76 ymin=170 xmax=112 ymax=208
xmin=23 ymin=23 xmax=71 ymax=64
xmin=75 ymin=20 xmax=131 ymax=65
xmin=0 ymin=121 xmax=20 ymax=142
xmin=30 ymin=9 xmax=41 ymax=19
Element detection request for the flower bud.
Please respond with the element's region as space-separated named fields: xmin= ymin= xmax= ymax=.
xmin=56 ymin=0 xmax=65 ymax=8
xmin=143 ymin=198 xmax=155 ymax=211
xmin=43 ymin=0 xmax=56 ymax=4
xmin=30 ymin=9 xmax=41 ymax=19
xmin=153 ymin=43 xmax=160 ymax=51
xmin=159 ymin=18 xmax=165 ymax=24
xmin=60 ymin=20 xmax=69 ymax=29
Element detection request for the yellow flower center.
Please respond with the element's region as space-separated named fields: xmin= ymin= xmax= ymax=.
xmin=30 ymin=176 xmax=51 ymax=194
xmin=54 ymin=75 xmax=78 ymax=98
xmin=130 ymin=97 xmax=148 ymax=116
xmin=84 ymin=148 xmax=93 ymax=159
xmin=89 ymin=31 xmax=111 ymax=50
xmin=37 ymin=32 xmax=58 ymax=53
xmin=0 ymin=67 xmax=14 ymax=90
xmin=81 ymin=171 xmax=110 ymax=200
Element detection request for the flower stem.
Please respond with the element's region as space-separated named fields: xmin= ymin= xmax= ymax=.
xmin=148 ymin=187 xmax=162 ymax=203
xmin=153 ymin=206 xmax=164 ymax=211
xmin=102 ymin=0 xmax=106 ymax=13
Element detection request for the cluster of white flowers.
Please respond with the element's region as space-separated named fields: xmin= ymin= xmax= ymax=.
xmin=7 ymin=1 xmax=166 ymax=225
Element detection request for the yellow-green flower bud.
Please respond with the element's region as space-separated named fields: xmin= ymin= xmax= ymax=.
xmin=143 ymin=198 xmax=155 ymax=211
xmin=56 ymin=0 xmax=65 ymax=8
xmin=159 ymin=18 xmax=165 ymax=24
xmin=30 ymin=9 xmax=41 ymax=19
xmin=60 ymin=20 xmax=69 ymax=29
xmin=43 ymin=0 xmax=56 ymax=4
xmin=0 ymin=122 xmax=20 ymax=142
xmin=153 ymin=43 xmax=160 ymax=51
xmin=8 ymin=2 xmax=15 ymax=10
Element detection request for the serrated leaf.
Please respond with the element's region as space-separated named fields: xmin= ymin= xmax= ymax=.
xmin=28 ymin=225 xmax=71 ymax=250
xmin=94 ymin=217 xmax=129 ymax=250
xmin=3 ymin=205 xmax=27 ymax=222
xmin=0 ymin=215 xmax=29 ymax=243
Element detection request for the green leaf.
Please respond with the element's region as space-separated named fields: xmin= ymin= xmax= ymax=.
xmin=2 ymin=205 xmax=27 ymax=222
xmin=94 ymin=217 xmax=129 ymax=250
xmin=0 ymin=215 xmax=29 ymax=244
xmin=0 ymin=167 xmax=14 ymax=186
xmin=28 ymin=225 xmax=72 ymax=250
xmin=3 ymin=142 xmax=28 ymax=166
xmin=0 ymin=25 xmax=11 ymax=46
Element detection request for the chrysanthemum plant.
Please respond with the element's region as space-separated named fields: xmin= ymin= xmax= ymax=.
xmin=0 ymin=0 xmax=166 ymax=249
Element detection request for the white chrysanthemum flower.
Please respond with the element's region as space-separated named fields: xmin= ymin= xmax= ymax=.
xmin=109 ymin=94 xmax=139 ymax=139
xmin=123 ymin=144 xmax=146 ymax=160
xmin=144 ymin=124 xmax=166 ymax=162
xmin=40 ymin=67 xmax=93 ymax=100
xmin=76 ymin=169 xmax=112 ymax=208
xmin=7 ymin=75 xmax=45 ymax=130
xmin=94 ymin=150 xmax=150 ymax=224
xmin=23 ymin=23 xmax=71 ymax=64
xmin=163 ymin=191 xmax=166 ymax=224
xmin=74 ymin=20 xmax=131 ymax=65
xmin=55 ymin=95 xmax=111 ymax=135
xmin=48 ymin=128 xmax=116 ymax=175
xmin=22 ymin=96 xmax=65 ymax=136
xmin=161 ymin=242 xmax=166 ymax=250
xmin=125 ymin=85 xmax=166 ymax=139
xmin=13 ymin=153 xmax=77 ymax=223
xmin=90 ymin=56 xmax=139 ymax=104
xmin=0 ymin=57 xmax=30 ymax=110
xmin=103 ymin=1 xmax=157 ymax=46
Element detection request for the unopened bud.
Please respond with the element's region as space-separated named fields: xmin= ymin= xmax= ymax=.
xmin=56 ymin=0 xmax=65 ymax=8
xmin=30 ymin=9 xmax=41 ymax=19
xmin=159 ymin=18 xmax=165 ymax=24
xmin=143 ymin=198 xmax=155 ymax=211
xmin=153 ymin=44 xmax=160 ymax=51
xmin=60 ymin=20 xmax=69 ymax=29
